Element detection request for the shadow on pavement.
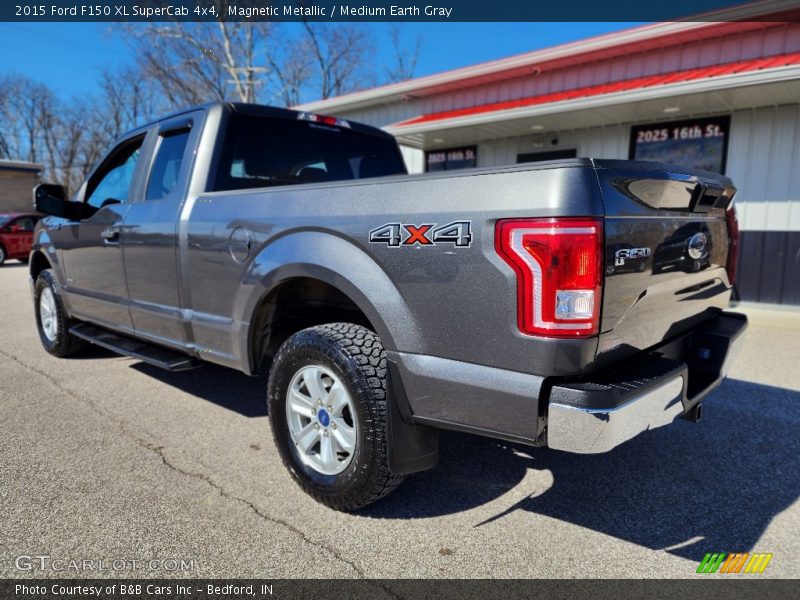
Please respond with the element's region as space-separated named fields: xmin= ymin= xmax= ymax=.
xmin=67 ymin=345 xmax=119 ymax=360
xmin=130 ymin=362 xmax=269 ymax=418
xmin=116 ymin=351 xmax=799 ymax=561
xmin=366 ymin=378 xmax=800 ymax=561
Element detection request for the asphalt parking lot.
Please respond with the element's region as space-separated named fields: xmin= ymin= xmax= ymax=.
xmin=1 ymin=263 xmax=798 ymax=580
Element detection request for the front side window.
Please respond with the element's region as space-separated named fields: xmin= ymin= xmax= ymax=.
xmin=84 ymin=137 xmax=144 ymax=210
xmin=146 ymin=129 xmax=191 ymax=201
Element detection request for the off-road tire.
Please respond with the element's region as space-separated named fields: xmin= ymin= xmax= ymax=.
xmin=34 ymin=269 xmax=87 ymax=357
xmin=267 ymin=323 xmax=405 ymax=511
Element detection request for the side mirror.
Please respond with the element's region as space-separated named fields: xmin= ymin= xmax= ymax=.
xmin=33 ymin=183 xmax=82 ymax=220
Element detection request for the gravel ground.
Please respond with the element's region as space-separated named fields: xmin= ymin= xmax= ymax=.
xmin=0 ymin=263 xmax=798 ymax=580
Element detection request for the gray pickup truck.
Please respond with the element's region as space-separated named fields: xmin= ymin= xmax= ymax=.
xmin=30 ymin=102 xmax=746 ymax=510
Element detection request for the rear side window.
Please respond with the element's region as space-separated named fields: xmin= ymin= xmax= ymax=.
xmin=147 ymin=129 xmax=191 ymax=201
xmin=212 ymin=115 xmax=406 ymax=192
xmin=16 ymin=217 xmax=36 ymax=231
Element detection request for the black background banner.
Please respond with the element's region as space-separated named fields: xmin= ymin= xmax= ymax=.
xmin=4 ymin=0 xmax=800 ymax=22
xmin=2 ymin=579 xmax=799 ymax=600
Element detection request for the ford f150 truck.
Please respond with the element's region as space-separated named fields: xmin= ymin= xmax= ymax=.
xmin=30 ymin=103 xmax=747 ymax=510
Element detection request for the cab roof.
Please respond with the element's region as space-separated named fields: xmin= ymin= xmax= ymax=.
xmin=128 ymin=102 xmax=395 ymax=142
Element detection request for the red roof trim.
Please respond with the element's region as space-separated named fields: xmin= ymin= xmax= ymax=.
xmin=393 ymin=52 xmax=800 ymax=128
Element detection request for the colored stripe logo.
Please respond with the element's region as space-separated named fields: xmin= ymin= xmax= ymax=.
xmin=697 ymin=552 xmax=773 ymax=574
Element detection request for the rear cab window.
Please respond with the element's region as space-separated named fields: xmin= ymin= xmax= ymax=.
xmin=212 ymin=113 xmax=406 ymax=192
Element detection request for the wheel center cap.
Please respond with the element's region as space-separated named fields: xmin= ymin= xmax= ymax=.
xmin=317 ymin=408 xmax=330 ymax=427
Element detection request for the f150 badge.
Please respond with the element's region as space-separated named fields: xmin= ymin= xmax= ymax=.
xmin=614 ymin=246 xmax=651 ymax=266
xmin=369 ymin=221 xmax=472 ymax=247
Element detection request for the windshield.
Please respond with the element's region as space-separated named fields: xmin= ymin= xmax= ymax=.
xmin=212 ymin=115 xmax=407 ymax=192
xmin=0 ymin=215 xmax=13 ymax=228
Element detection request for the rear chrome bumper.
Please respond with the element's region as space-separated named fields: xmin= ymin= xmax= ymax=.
xmin=547 ymin=311 xmax=747 ymax=454
xmin=548 ymin=375 xmax=685 ymax=453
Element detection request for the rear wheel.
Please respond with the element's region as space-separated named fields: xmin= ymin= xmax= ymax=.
xmin=267 ymin=323 xmax=405 ymax=511
xmin=34 ymin=269 xmax=87 ymax=357
xmin=0 ymin=245 xmax=6 ymax=266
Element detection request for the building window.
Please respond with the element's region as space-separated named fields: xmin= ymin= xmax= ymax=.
xmin=517 ymin=149 xmax=577 ymax=163
xmin=629 ymin=115 xmax=730 ymax=174
xmin=425 ymin=146 xmax=477 ymax=171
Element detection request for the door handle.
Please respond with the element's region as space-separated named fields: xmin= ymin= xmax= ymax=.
xmin=101 ymin=227 xmax=121 ymax=244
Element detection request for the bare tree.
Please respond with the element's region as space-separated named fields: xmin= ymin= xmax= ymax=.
xmin=44 ymin=101 xmax=93 ymax=194
xmin=0 ymin=22 xmax=426 ymax=193
xmin=0 ymin=72 xmax=155 ymax=193
xmin=297 ymin=23 xmax=376 ymax=101
xmin=386 ymin=26 xmax=422 ymax=83
xmin=264 ymin=29 xmax=312 ymax=107
xmin=0 ymin=81 xmax=10 ymax=158
xmin=124 ymin=20 xmax=387 ymax=108
xmin=263 ymin=23 xmax=376 ymax=106
xmin=98 ymin=67 xmax=160 ymax=140
xmin=0 ymin=75 xmax=80 ymax=191
xmin=124 ymin=19 xmax=271 ymax=107
xmin=0 ymin=75 xmax=48 ymax=162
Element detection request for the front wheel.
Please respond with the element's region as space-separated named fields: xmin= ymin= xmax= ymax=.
xmin=34 ymin=269 xmax=87 ymax=357
xmin=267 ymin=323 xmax=405 ymax=511
xmin=0 ymin=245 xmax=6 ymax=266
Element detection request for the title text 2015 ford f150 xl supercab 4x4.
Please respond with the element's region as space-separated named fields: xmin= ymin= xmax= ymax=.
xmin=30 ymin=103 xmax=747 ymax=510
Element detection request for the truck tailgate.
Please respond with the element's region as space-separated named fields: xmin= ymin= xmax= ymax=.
xmin=593 ymin=160 xmax=737 ymax=364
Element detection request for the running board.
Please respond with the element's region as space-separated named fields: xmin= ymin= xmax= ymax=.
xmin=69 ymin=323 xmax=199 ymax=372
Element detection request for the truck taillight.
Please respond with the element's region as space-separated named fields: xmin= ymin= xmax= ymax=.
xmin=495 ymin=218 xmax=602 ymax=337
xmin=725 ymin=204 xmax=739 ymax=286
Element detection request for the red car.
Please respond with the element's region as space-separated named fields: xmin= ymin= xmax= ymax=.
xmin=0 ymin=212 xmax=41 ymax=265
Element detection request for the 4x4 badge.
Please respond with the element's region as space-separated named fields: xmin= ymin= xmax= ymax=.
xmin=369 ymin=221 xmax=472 ymax=247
